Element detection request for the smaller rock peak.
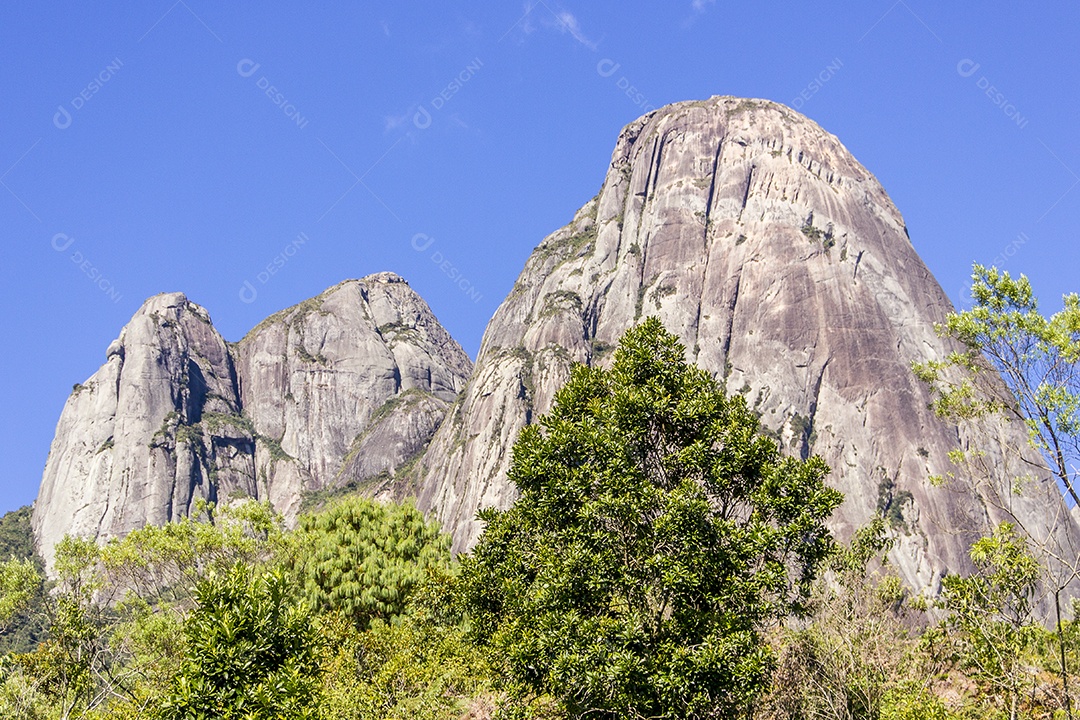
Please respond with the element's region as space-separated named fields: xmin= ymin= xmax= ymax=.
xmin=363 ymin=271 xmax=408 ymax=285
xmin=131 ymin=292 xmax=214 ymax=327
xmin=135 ymin=291 xmax=189 ymax=315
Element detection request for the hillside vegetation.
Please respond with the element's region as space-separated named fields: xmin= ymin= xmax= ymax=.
xmin=3 ymin=300 xmax=1079 ymax=719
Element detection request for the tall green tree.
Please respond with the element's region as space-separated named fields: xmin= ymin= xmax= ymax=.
xmin=0 ymin=559 xmax=39 ymax=632
xmin=940 ymin=523 xmax=1042 ymax=720
xmin=0 ymin=500 xmax=285 ymax=719
xmin=0 ymin=506 xmax=48 ymax=656
xmin=913 ymin=264 xmax=1080 ymax=506
xmin=461 ymin=318 xmax=843 ymax=719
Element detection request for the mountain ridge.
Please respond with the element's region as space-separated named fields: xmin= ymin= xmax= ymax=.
xmin=31 ymin=96 xmax=1080 ymax=596
xmin=32 ymin=272 xmax=471 ymax=567
xmin=411 ymin=95 xmax=1080 ymax=592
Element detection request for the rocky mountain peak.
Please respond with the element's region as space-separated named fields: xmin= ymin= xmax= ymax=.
xmin=413 ymin=96 xmax=1078 ymax=592
xmin=30 ymin=97 xmax=1078 ymax=595
xmin=236 ymin=273 xmax=472 ymax=518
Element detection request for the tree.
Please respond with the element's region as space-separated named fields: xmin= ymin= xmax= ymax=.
xmin=0 ymin=559 xmax=40 ymax=632
xmin=913 ymin=264 xmax=1080 ymax=506
xmin=940 ymin=523 xmax=1042 ymax=720
xmin=759 ymin=519 xmax=934 ymax=720
xmin=0 ymin=506 xmax=48 ymax=656
xmin=461 ymin=318 xmax=843 ymax=719
xmin=287 ymin=496 xmax=450 ymax=630
xmin=0 ymin=500 xmax=285 ymax=719
xmin=157 ymin=564 xmax=322 ymax=720
xmin=317 ymin=567 xmax=492 ymax=720
xmin=913 ymin=264 xmax=1080 ymax=716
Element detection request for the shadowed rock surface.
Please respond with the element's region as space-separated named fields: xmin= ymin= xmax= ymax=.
xmin=32 ymin=274 xmax=470 ymax=568
xmin=413 ymin=96 xmax=1080 ymax=592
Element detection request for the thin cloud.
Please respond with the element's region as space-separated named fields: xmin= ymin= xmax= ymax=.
xmin=507 ymin=2 xmax=597 ymax=50
xmin=691 ymin=0 xmax=716 ymax=12
xmin=554 ymin=10 xmax=597 ymax=50
xmin=383 ymin=110 xmax=411 ymax=132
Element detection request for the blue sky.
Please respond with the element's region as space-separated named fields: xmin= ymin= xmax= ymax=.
xmin=2 ymin=2 xmax=1078 ymax=515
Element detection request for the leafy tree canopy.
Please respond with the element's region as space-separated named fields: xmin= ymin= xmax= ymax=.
xmin=157 ymin=564 xmax=321 ymax=720
xmin=940 ymin=522 xmax=1042 ymax=720
xmin=461 ymin=318 xmax=843 ymax=719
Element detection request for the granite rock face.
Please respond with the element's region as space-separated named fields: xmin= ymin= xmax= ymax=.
xmin=414 ymin=96 xmax=1080 ymax=592
xmin=32 ymin=293 xmax=252 ymax=568
xmin=33 ymin=97 xmax=1079 ymax=595
xmin=235 ymin=273 xmax=472 ymax=519
xmin=32 ymin=274 xmax=470 ymax=568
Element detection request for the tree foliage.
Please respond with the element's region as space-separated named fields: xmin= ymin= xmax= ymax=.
xmin=0 ymin=506 xmax=37 ymax=563
xmin=759 ymin=519 xmax=929 ymax=720
xmin=462 ymin=318 xmax=843 ymax=719
xmin=0 ymin=559 xmax=40 ymax=632
xmin=913 ymin=264 xmax=1080 ymax=505
xmin=318 ymin=567 xmax=491 ymax=720
xmin=157 ymin=564 xmax=322 ymax=720
xmin=912 ymin=264 xmax=1080 ymax=715
xmin=0 ymin=506 xmax=48 ymax=656
xmin=288 ymin=496 xmax=450 ymax=630
xmin=0 ymin=501 xmax=283 ymax=719
xmin=940 ymin=522 xmax=1042 ymax=720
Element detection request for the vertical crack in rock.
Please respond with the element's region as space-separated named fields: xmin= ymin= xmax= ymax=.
xmin=702 ymin=134 xmax=726 ymax=244
xmin=737 ymin=164 xmax=756 ymax=223
xmin=721 ymin=274 xmax=743 ymax=377
xmin=803 ymin=357 xmax=830 ymax=461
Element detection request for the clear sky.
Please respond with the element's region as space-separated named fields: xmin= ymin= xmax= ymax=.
xmin=2 ymin=2 xmax=1078 ymax=515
